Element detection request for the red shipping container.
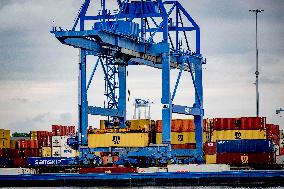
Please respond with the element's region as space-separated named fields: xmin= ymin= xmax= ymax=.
xmin=212 ymin=117 xmax=266 ymax=130
xmin=216 ymin=153 xmax=275 ymax=165
xmin=280 ymin=148 xmax=284 ymax=155
xmin=267 ymin=134 xmax=280 ymax=146
xmin=241 ymin=117 xmax=266 ymax=130
xmin=203 ymin=142 xmax=216 ymax=155
xmin=79 ymin=167 xmax=137 ymax=174
xmin=171 ymin=143 xmax=196 ymax=150
xmin=13 ymin=158 xmax=27 ymax=167
xmin=70 ymin=126 xmax=75 ymax=135
xmin=266 ymin=124 xmax=279 ymax=136
xmin=180 ymin=119 xmax=195 ymax=132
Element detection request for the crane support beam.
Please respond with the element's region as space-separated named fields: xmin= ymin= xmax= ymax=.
xmin=172 ymin=105 xmax=202 ymax=116
xmin=88 ymin=106 xmax=123 ymax=117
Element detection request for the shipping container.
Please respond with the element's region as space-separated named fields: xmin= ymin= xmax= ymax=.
xmin=274 ymin=145 xmax=280 ymax=156
xmin=280 ymin=148 xmax=284 ymax=155
xmin=266 ymin=124 xmax=279 ymax=136
xmin=13 ymin=158 xmax=27 ymax=167
xmin=211 ymin=130 xmax=266 ymax=141
xmin=217 ymin=140 xmax=273 ymax=153
xmin=216 ymin=153 xmax=275 ymax=165
xmin=52 ymin=147 xmax=61 ymax=157
xmin=276 ymin=155 xmax=284 ymax=164
xmin=0 ymin=129 xmax=10 ymax=139
xmin=280 ymin=130 xmax=284 ymax=139
xmin=155 ymin=119 xmax=206 ymax=133
xmin=267 ymin=134 xmax=280 ymax=146
xmin=52 ymin=136 xmax=61 ymax=147
xmin=10 ymin=140 xmax=17 ymax=149
xmin=0 ymin=158 xmax=12 ymax=167
xmin=42 ymin=147 xmax=52 ymax=157
xmin=204 ymin=142 xmax=216 ymax=155
xmin=79 ymin=167 xmax=138 ymax=174
xmin=156 ymin=132 xmax=207 ymax=145
xmin=156 ymin=132 xmax=195 ymax=144
xmin=205 ymin=154 xmax=216 ymax=164
xmin=171 ymin=143 xmax=196 ymax=149
xmin=88 ymin=133 xmax=149 ymax=148
xmin=211 ymin=117 xmax=266 ymax=130
xmin=128 ymin=119 xmax=151 ymax=132
xmin=30 ymin=131 xmax=37 ymax=140
xmin=60 ymin=146 xmax=76 ymax=158
xmin=27 ymin=157 xmax=77 ymax=166
xmin=0 ymin=139 xmax=10 ymax=148
xmin=280 ymin=138 xmax=284 ymax=148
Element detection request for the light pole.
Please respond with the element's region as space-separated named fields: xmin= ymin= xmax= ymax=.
xmin=249 ymin=9 xmax=264 ymax=117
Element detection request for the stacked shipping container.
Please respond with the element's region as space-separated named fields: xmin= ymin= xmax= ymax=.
xmin=0 ymin=129 xmax=10 ymax=149
xmin=207 ymin=117 xmax=276 ymax=165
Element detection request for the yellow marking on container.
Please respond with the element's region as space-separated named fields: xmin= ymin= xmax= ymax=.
xmin=241 ymin=155 xmax=249 ymax=164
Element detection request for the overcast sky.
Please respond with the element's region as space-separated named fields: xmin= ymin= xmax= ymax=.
xmin=0 ymin=0 xmax=283 ymax=133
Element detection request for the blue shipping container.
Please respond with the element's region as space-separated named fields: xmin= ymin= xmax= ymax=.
xmin=27 ymin=157 xmax=77 ymax=166
xmin=217 ymin=139 xmax=273 ymax=153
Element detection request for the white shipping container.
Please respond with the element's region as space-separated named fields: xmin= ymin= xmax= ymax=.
xmin=60 ymin=136 xmax=69 ymax=146
xmin=0 ymin=168 xmax=37 ymax=175
xmin=280 ymin=138 xmax=284 ymax=148
xmin=280 ymin=130 xmax=284 ymax=139
xmin=60 ymin=146 xmax=76 ymax=158
xmin=52 ymin=147 xmax=61 ymax=157
xmin=167 ymin=164 xmax=230 ymax=172
xmin=276 ymin=155 xmax=284 ymax=164
xmin=274 ymin=145 xmax=280 ymax=156
xmin=52 ymin=136 xmax=61 ymax=147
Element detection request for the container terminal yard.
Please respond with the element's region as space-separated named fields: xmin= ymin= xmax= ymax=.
xmin=0 ymin=0 xmax=284 ymax=187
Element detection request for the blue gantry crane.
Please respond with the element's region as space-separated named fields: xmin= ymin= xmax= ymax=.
xmin=51 ymin=0 xmax=206 ymax=163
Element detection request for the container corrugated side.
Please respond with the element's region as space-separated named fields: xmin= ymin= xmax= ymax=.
xmin=0 ymin=139 xmax=10 ymax=148
xmin=216 ymin=153 xmax=275 ymax=165
xmin=217 ymin=139 xmax=273 ymax=153
xmin=88 ymin=133 xmax=149 ymax=148
xmin=156 ymin=132 xmax=207 ymax=144
xmin=205 ymin=154 xmax=216 ymax=164
xmin=212 ymin=130 xmax=266 ymax=141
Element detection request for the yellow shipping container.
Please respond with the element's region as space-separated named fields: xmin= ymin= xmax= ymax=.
xmin=211 ymin=130 xmax=266 ymax=142
xmin=30 ymin=131 xmax=37 ymax=140
xmin=0 ymin=139 xmax=11 ymax=148
xmin=0 ymin=129 xmax=10 ymax=140
xmin=100 ymin=120 xmax=106 ymax=130
xmin=88 ymin=133 xmax=149 ymax=148
xmin=42 ymin=147 xmax=52 ymax=157
xmin=128 ymin=119 xmax=151 ymax=132
xmin=10 ymin=140 xmax=17 ymax=149
xmin=205 ymin=154 xmax=216 ymax=164
xmin=156 ymin=132 xmax=207 ymax=144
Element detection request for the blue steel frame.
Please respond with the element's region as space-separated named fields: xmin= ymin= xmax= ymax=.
xmin=51 ymin=0 xmax=206 ymax=162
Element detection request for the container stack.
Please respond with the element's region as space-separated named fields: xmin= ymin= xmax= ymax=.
xmin=205 ymin=117 xmax=276 ymax=165
xmin=52 ymin=136 xmax=76 ymax=158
